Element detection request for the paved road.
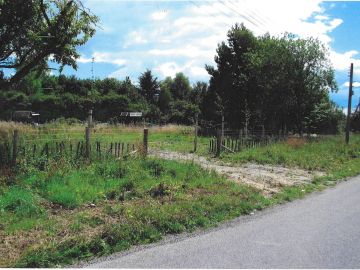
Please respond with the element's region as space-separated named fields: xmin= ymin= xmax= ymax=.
xmin=87 ymin=175 xmax=360 ymax=268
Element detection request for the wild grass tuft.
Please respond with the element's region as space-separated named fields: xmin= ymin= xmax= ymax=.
xmin=222 ymin=135 xmax=360 ymax=173
xmin=0 ymin=186 xmax=44 ymax=217
xmin=3 ymin=132 xmax=360 ymax=267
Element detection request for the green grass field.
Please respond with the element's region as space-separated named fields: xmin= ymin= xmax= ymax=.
xmin=0 ymin=122 xmax=211 ymax=156
xmin=221 ymin=135 xmax=360 ymax=177
xmin=1 ymin=121 xmax=360 ymax=267
xmin=220 ymin=135 xmax=360 ymax=203
xmin=0 ymin=157 xmax=269 ymax=267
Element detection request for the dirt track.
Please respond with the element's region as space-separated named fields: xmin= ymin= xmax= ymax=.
xmin=150 ymin=150 xmax=324 ymax=195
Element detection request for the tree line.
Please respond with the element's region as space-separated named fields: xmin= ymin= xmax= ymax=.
xmin=204 ymin=24 xmax=344 ymax=134
xmin=0 ymin=0 xmax=351 ymax=134
xmin=0 ymin=70 xmax=203 ymax=125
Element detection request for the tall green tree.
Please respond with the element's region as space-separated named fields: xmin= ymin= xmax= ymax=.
xmin=205 ymin=24 xmax=338 ymax=134
xmin=170 ymin=72 xmax=191 ymax=100
xmin=0 ymin=0 xmax=98 ymax=87
xmin=158 ymin=88 xmax=172 ymax=113
xmin=205 ymin=24 xmax=257 ymax=127
xmin=139 ymin=69 xmax=159 ymax=104
xmin=191 ymin=81 xmax=207 ymax=106
xmin=350 ymin=106 xmax=360 ymax=132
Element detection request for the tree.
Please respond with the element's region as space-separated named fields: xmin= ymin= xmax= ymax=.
xmin=305 ymin=98 xmax=344 ymax=134
xmin=170 ymin=73 xmax=191 ymax=100
xmin=205 ymin=24 xmax=338 ymax=134
xmin=191 ymin=81 xmax=207 ymax=106
xmin=139 ymin=69 xmax=159 ymax=104
xmin=158 ymin=88 xmax=172 ymax=113
xmin=285 ymin=37 xmax=337 ymax=134
xmin=351 ymin=108 xmax=360 ymax=132
xmin=205 ymin=24 xmax=257 ymax=129
xmin=0 ymin=0 xmax=98 ymax=87
xmin=169 ymin=100 xmax=200 ymax=125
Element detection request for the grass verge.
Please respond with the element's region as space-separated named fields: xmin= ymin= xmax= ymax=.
xmin=221 ymin=134 xmax=360 ymax=202
xmin=0 ymin=157 xmax=269 ymax=267
xmin=1 ymin=133 xmax=359 ymax=267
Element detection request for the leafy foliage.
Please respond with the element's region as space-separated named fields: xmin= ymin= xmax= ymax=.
xmin=351 ymin=109 xmax=360 ymax=132
xmin=0 ymin=0 xmax=98 ymax=86
xmin=139 ymin=69 xmax=160 ymax=104
xmin=204 ymin=24 xmax=341 ymax=134
xmin=0 ymin=20 xmax=343 ymax=134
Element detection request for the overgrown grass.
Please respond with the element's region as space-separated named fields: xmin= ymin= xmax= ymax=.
xmin=1 ymin=127 xmax=359 ymax=267
xmin=0 ymin=156 xmax=269 ymax=267
xmin=221 ymin=134 xmax=360 ymax=205
xmin=0 ymin=186 xmax=44 ymax=217
xmin=0 ymin=121 xmax=210 ymax=154
xmin=221 ymin=135 xmax=360 ymax=173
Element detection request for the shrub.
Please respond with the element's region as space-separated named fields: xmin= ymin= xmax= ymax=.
xmin=142 ymin=159 xmax=165 ymax=177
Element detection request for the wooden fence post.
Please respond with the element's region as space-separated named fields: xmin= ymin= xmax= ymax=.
xmin=85 ymin=127 xmax=91 ymax=159
xmin=12 ymin=130 xmax=19 ymax=167
xmin=221 ymin=114 xmax=225 ymax=140
xmin=143 ymin=128 xmax=148 ymax=157
xmin=216 ymin=129 xmax=221 ymax=157
xmin=88 ymin=109 xmax=93 ymax=128
xmin=194 ymin=114 xmax=198 ymax=152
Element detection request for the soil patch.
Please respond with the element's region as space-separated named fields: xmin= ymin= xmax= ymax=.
xmin=150 ymin=150 xmax=324 ymax=196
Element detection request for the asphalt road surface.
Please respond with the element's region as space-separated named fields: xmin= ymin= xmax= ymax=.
xmin=86 ymin=175 xmax=360 ymax=268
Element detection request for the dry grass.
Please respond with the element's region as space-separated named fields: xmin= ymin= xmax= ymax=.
xmin=286 ymin=137 xmax=307 ymax=148
xmin=0 ymin=203 xmax=120 ymax=267
xmin=94 ymin=123 xmax=192 ymax=134
xmin=0 ymin=121 xmax=191 ymax=134
xmin=0 ymin=121 xmax=37 ymax=142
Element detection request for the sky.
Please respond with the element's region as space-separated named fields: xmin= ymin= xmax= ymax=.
xmin=51 ymin=0 xmax=360 ymax=111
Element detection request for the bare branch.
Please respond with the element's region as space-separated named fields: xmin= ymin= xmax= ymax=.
xmin=40 ymin=0 xmax=51 ymax=27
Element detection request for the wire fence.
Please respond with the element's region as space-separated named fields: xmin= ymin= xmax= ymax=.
xmin=0 ymin=128 xmax=144 ymax=170
xmin=206 ymin=126 xmax=289 ymax=155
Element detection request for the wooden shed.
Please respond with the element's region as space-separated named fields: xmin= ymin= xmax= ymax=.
xmin=12 ymin=111 xmax=40 ymax=123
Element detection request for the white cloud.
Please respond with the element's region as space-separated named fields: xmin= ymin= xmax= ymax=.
xmin=149 ymin=46 xmax=214 ymax=58
xmin=151 ymin=10 xmax=168 ymax=21
xmin=342 ymin=107 xmax=357 ymax=116
xmin=153 ymin=60 xmax=209 ymax=81
xmin=342 ymin=81 xmax=360 ymax=88
xmin=120 ymin=0 xmax=345 ymax=81
xmin=123 ymin=31 xmax=148 ymax=48
xmin=80 ymin=0 xmax=350 ymax=83
xmin=342 ymin=107 xmax=348 ymax=116
xmin=315 ymin=15 xmax=329 ymax=21
xmin=77 ymin=56 xmax=93 ymax=64
xmin=190 ymin=66 xmax=208 ymax=77
xmin=77 ymin=52 xmax=126 ymax=66
xmin=154 ymin=62 xmax=183 ymax=78
xmin=329 ymin=50 xmax=360 ymax=73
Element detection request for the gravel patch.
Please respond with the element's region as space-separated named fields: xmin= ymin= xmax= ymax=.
xmin=150 ymin=150 xmax=324 ymax=195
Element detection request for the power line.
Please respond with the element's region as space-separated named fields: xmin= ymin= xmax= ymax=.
xmin=218 ymin=0 xmax=263 ymax=30
xmin=189 ymin=0 xmax=232 ymax=20
xmin=188 ymin=1 xmax=273 ymax=36
xmin=189 ymin=0 xmax=267 ymax=34
xmin=236 ymin=0 xmax=272 ymax=26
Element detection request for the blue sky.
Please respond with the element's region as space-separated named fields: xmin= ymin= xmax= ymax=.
xmin=51 ymin=0 xmax=360 ymax=111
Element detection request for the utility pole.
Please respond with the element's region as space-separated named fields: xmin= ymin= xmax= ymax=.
xmin=346 ymin=63 xmax=353 ymax=144
xmin=91 ymin=57 xmax=95 ymax=81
